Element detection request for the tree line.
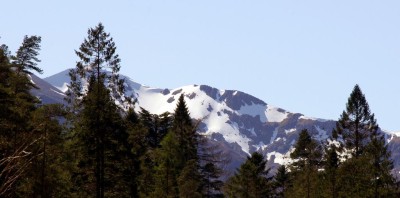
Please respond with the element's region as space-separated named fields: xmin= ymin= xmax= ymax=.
xmin=0 ymin=23 xmax=399 ymax=197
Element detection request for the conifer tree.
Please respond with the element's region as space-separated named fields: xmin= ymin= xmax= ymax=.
xmin=18 ymin=104 xmax=72 ymax=197
xmin=0 ymin=39 xmax=49 ymax=197
xmin=289 ymin=129 xmax=322 ymax=198
xmin=323 ymin=144 xmax=339 ymax=198
xmin=123 ymin=108 xmax=142 ymax=197
xmin=200 ymin=162 xmax=224 ymax=198
xmin=70 ymin=76 xmax=125 ymax=197
xmin=290 ymin=129 xmax=322 ymax=170
xmin=123 ymin=107 xmax=161 ymax=197
xmin=8 ymin=36 xmax=43 ymax=151
xmin=12 ymin=35 xmax=42 ymax=75
xmin=198 ymin=137 xmax=227 ymax=198
xmin=66 ymin=22 xmax=126 ymax=109
xmin=173 ymin=94 xmax=198 ymax=165
xmin=273 ymin=165 xmax=290 ymax=198
xmin=365 ymin=133 xmax=395 ymax=197
xmin=66 ymin=23 xmax=131 ymax=198
xmin=178 ymin=159 xmax=202 ymax=198
xmin=139 ymin=108 xmax=171 ymax=148
xmin=0 ymin=46 xmax=14 ymax=144
xmin=152 ymin=132 xmax=180 ymax=197
xmin=333 ymin=84 xmax=378 ymax=158
xmin=332 ymin=84 xmax=396 ymax=197
xmin=224 ymin=152 xmax=272 ymax=198
xmin=152 ymin=94 xmax=204 ymax=197
xmin=0 ymin=46 xmax=21 ymax=196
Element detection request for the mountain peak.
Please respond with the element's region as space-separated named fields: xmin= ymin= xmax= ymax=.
xmin=36 ymin=70 xmax=400 ymax=173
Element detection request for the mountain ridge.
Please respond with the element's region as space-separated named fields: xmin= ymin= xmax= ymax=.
xmin=38 ymin=69 xmax=400 ymax=173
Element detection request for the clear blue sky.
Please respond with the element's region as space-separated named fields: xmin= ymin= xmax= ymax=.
xmin=2 ymin=1 xmax=400 ymax=131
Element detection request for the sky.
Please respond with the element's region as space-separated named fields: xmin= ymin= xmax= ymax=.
xmin=2 ymin=1 xmax=400 ymax=131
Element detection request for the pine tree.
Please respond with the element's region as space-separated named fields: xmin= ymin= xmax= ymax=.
xmin=273 ymin=165 xmax=290 ymax=198
xmin=290 ymin=129 xmax=322 ymax=170
xmin=178 ymin=159 xmax=202 ymax=198
xmin=0 ymin=46 xmax=23 ymax=196
xmin=289 ymin=129 xmax=322 ymax=198
xmin=224 ymin=152 xmax=272 ymax=198
xmin=333 ymin=84 xmax=378 ymax=158
xmin=200 ymin=162 xmax=224 ymax=198
xmin=66 ymin=23 xmax=126 ymax=109
xmin=323 ymin=144 xmax=339 ymax=198
xmin=173 ymin=94 xmax=197 ymax=165
xmin=123 ymin=107 xmax=156 ymax=197
xmin=151 ymin=94 xmax=204 ymax=197
xmin=18 ymin=104 xmax=73 ymax=197
xmin=365 ymin=133 xmax=395 ymax=197
xmin=198 ymin=137 xmax=227 ymax=198
xmin=66 ymin=23 xmax=130 ymax=198
xmin=70 ymin=77 xmax=127 ymax=197
xmin=152 ymin=132 xmax=180 ymax=197
xmin=332 ymin=84 xmax=396 ymax=197
xmin=0 ymin=39 xmax=43 ymax=197
xmin=12 ymin=35 xmax=43 ymax=75
xmin=7 ymin=36 xmax=43 ymax=152
xmin=336 ymin=154 xmax=373 ymax=197
xmin=139 ymin=108 xmax=171 ymax=148
xmin=0 ymin=45 xmax=14 ymax=146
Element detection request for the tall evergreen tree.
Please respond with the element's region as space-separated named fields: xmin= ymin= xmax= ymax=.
xmin=173 ymin=94 xmax=198 ymax=165
xmin=12 ymin=35 xmax=42 ymax=75
xmin=66 ymin=22 xmax=126 ymax=109
xmin=290 ymin=129 xmax=322 ymax=170
xmin=70 ymin=77 xmax=125 ymax=197
xmin=0 ymin=38 xmax=49 ymax=197
xmin=8 ymin=36 xmax=43 ymax=151
xmin=333 ymin=84 xmax=378 ymax=158
xmin=332 ymin=84 xmax=396 ymax=197
xmin=0 ymin=38 xmax=45 ymax=196
xmin=66 ymin=23 xmax=129 ymax=198
xmin=151 ymin=94 xmax=204 ymax=197
xmin=224 ymin=152 xmax=272 ymax=198
xmin=289 ymin=129 xmax=322 ymax=198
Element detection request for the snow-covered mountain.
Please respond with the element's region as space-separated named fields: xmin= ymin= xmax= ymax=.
xmin=39 ymin=69 xmax=400 ymax=173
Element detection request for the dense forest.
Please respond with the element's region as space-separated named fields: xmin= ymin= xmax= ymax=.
xmin=0 ymin=23 xmax=399 ymax=197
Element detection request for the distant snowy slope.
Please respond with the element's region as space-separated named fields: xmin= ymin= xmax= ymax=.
xmin=30 ymin=74 xmax=65 ymax=104
xmin=44 ymin=69 xmax=71 ymax=93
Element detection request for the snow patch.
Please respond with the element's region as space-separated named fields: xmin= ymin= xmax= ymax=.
xmin=267 ymin=151 xmax=292 ymax=165
xmin=237 ymin=103 xmax=267 ymax=122
xmin=254 ymin=141 xmax=268 ymax=151
xmin=314 ymin=126 xmax=329 ymax=141
xmin=270 ymin=128 xmax=278 ymax=144
xmin=266 ymin=105 xmax=289 ymax=122
xmin=299 ymin=115 xmax=328 ymax=122
xmin=285 ymin=128 xmax=296 ymax=134
xmin=384 ymin=130 xmax=400 ymax=137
